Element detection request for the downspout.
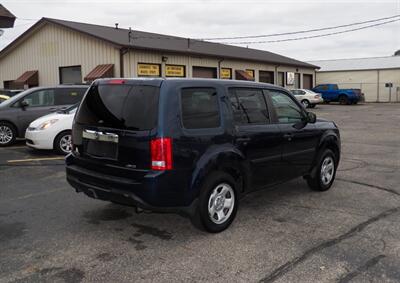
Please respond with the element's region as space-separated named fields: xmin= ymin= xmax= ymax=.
xmin=377 ymin=69 xmax=380 ymax=102
xmin=274 ymin=65 xmax=280 ymax=85
xmin=218 ymin=58 xmax=224 ymax=79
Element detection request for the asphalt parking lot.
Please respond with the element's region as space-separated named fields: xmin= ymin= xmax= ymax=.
xmin=1 ymin=103 xmax=399 ymax=283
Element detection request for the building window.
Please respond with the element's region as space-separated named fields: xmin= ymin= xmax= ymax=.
xmin=277 ymin=72 xmax=285 ymax=87
xmin=245 ymin=69 xmax=255 ymax=79
xmin=259 ymin=71 xmax=274 ymax=84
xmin=220 ymin=68 xmax=232 ymax=79
xmin=59 ymin=66 xmax=82 ymax=84
xmin=137 ymin=63 xmax=161 ymax=77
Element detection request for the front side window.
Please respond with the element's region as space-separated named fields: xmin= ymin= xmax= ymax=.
xmin=269 ymin=90 xmax=304 ymax=123
xmin=21 ymin=89 xmax=55 ymax=107
xmin=181 ymin=88 xmax=220 ymax=129
xmin=228 ymin=88 xmax=269 ymax=125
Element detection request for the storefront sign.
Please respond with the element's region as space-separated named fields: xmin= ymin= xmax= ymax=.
xmin=245 ymin=69 xmax=254 ymax=78
xmin=137 ymin=63 xmax=161 ymax=77
xmin=166 ymin=65 xmax=185 ymax=77
xmin=220 ymin=68 xmax=232 ymax=79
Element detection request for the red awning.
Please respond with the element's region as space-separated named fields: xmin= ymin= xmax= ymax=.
xmin=14 ymin=70 xmax=38 ymax=85
xmin=84 ymin=64 xmax=114 ymax=81
xmin=235 ymin=70 xmax=254 ymax=81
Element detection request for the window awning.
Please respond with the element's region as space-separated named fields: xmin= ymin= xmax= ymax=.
xmin=0 ymin=4 xmax=16 ymax=28
xmin=14 ymin=70 xmax=39 ymax=85
xmin=235 ymin=70 xmax=254 ymax=81
xmin=84 ymin=64 xmax=114 ymax=81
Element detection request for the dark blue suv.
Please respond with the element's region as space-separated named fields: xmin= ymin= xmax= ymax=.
xmin=66 ymin=78 xmax=340 ymax=232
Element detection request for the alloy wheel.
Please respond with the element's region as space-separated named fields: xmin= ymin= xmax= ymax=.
xmin=320 ymin=156 xmax=335 ymax=185
xmin=60 ymin=134 xmax=72 ymax=153
xmin=208 ymin=183 xmax=235 ymax=224
xmin=0 ymin=125 xmax=13 ymax=145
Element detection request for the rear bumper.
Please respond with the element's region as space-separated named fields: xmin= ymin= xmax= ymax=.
xmin=65 ymin=154 xmax=196 ymax=216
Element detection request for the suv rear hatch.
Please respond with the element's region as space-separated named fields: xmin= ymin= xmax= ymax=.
xmin=72 ymin=79 xmax=161 ymax=179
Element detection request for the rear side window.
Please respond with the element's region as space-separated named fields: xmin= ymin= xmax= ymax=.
xmin=75 ymin=84 xmax=159 ymax=131
xmin=22 ymin=89 xmax=55 ymax=107
xmin=181 ymin=87 xmax=220 ymax=129
xmin=228 ymin=88 xmax=269 ymax=125
xmin=55 ymin=88 xmax=86 ymax=105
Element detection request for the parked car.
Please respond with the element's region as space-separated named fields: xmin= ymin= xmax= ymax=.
xmin=66 ymin=78 xmax=341 ymax=233
xmin=25 ymin=104 xmax=77 ymax=154
xmin=0 ymin=94 xmax=10 ymax=104
xmin=0 ymin=85 xmax=88 ymax=146
xmin=290 ymin=89 xmax=324 ymax=108
xmin=312 ymin=84 xmax=364 ymax=105
xmin=0 ymin=89 xmax=23 ymax=97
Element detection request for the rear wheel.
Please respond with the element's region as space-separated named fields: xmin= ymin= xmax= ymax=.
xmin=191 ymin=171 xmax=238 ymax=233
xmin=0 ymin=122 xmax=17 ymax=146
xmin=306 ymin=149 xmax=337 ymax=191
xmin=54 ymin=131 xmax=72 ymax=155
xmin=339 ymin=95 xmax=349 ymax=105
xmin=301 ymin=99 xmax=310 ymax=108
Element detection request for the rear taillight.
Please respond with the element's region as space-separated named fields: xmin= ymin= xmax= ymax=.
xmin=151 ymin=138 xmax=173 ymax=170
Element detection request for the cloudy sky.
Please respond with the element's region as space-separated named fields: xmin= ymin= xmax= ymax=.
xmin=1 ymin=0 xmax=399 ymax=61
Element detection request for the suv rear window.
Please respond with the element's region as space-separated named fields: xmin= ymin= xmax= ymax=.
xmin=75 ymin=84 xmax=159 ymax=130
xmin=181 ymin=87 xmax=220 ymax=129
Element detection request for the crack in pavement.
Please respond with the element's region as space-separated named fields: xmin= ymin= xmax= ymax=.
xmin=337 ymin=254 xmax=386 ymax=283
xmin=337 ymin=178 xmax=400 ymax=196
xmin=259 ymin=207 xmax=400 ymax=283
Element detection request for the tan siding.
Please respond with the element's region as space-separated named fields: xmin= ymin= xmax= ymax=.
xmin=0 ymin=23 xmax=120 ymax=88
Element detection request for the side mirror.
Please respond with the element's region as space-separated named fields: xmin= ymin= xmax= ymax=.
xmin=20 ymin=100 xmax=29 ymax=108
xmin=306 ymin=112 xmax=317 ymax=123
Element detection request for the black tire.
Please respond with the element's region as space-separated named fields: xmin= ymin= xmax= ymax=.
xmin=306 ymin=149 xmax=337 ymax=191
xmin=0 ymin=121 xmax=17 ymax=147
xmin=309 ymin=104 xmax=316 ymax=108
xmin=301 ymin=99 xmax=310 ymax=108
xmin=54 ymin=130 xmax=72 ymax=155
xmin=339 ymin=95 xmax=349 ymax=105
xmin=191 ymin=171 xmax=238 ymax=233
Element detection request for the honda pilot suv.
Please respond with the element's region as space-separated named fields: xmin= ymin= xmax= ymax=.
xmin=66 ymin=78 xmax=340 ymax=233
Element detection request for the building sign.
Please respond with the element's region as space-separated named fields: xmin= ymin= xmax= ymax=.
xmin=166 ymin=65 xmax=185 ymax=77
xmin=220 ymin=68 xmax=232 ymax=79
xmin=245 ymin=69 xmax=254 ymax=78
xmin=286 ymin=72 xmax=295 ymax=85
xmin=137 ymin=63 xmax=161 ymax=77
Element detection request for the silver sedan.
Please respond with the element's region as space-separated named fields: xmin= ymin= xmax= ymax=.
xmin=290 ymin=89 xmax=324 ymax=108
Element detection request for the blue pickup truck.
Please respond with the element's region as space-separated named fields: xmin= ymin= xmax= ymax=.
xmin=312 ymin=84 xmax=364 ymax=105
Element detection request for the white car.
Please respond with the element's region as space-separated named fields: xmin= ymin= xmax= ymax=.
xmin=25 ymin=104 xmax=76 ymax=154
xmin=290 ymin=89 xmax=324 ymax=108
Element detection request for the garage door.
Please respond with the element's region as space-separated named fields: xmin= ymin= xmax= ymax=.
xmin=192 ymin=67 xmax=217 ymax=78
xmin=303 ymin=74 xmax=313 ymax=89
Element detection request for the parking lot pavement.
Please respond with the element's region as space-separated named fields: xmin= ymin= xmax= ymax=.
xmin=1 ymin=103 xmax=399 ymax=283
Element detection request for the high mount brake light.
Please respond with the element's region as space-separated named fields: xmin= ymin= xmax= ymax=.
xmin=107 ymin=79 xmax=125 ymax=85
xmin=151 ymin=138 xmax=173 ymax=170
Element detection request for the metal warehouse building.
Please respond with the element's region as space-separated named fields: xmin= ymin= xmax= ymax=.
xmin=0 ymin=18 xmax=317 ymax=89
xmin=310 ymin=53 xmax=400 ymax=102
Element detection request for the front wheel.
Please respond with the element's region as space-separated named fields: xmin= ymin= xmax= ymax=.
xmin=54 ymin=131 xmax=72 ymax=155
xmin=306 ymin=149 xmax=337 ymax=191
xmin=191 ymin=172 xmax=238 ymax=233
xmin=0 ymin=122 xmax=17 ymax=146
xmin=301 ymin=99 xmax=310 ymax=108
